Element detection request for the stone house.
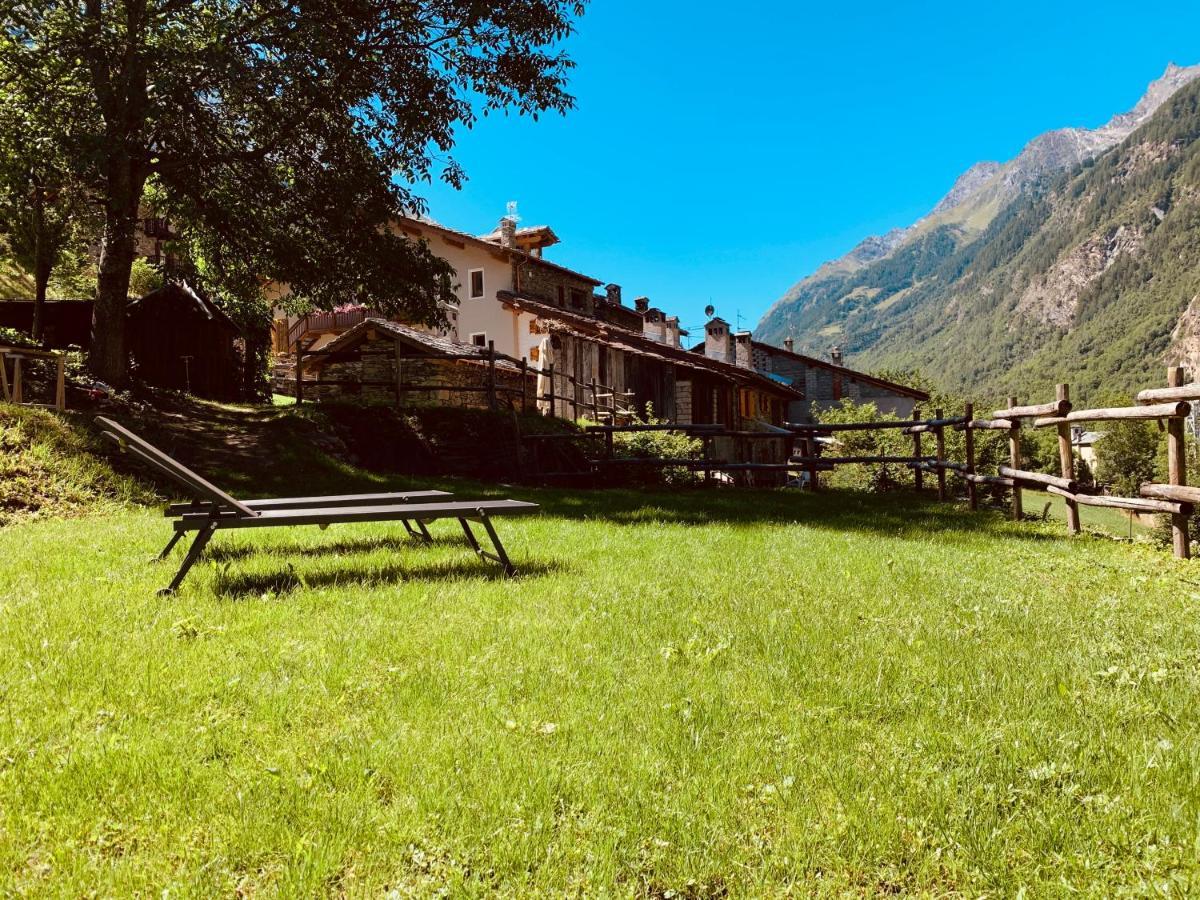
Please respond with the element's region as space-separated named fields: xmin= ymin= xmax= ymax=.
xmin=696 ymin=320 xmax=929 ymax=422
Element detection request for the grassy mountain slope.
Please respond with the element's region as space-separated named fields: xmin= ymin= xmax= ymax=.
xmin=759 ymin=77 xmax=1200 ymax=403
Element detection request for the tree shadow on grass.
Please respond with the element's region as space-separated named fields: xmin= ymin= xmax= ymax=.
xmin=527 ymin=486 xmax=1063 ymax=545
xmin=211 ymin=558 xmax=568 ymax=600
xmin=205 ymin=533 xmax=466 ymax=563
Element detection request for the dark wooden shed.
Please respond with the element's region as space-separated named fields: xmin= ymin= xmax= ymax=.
xmin=127 ymin=282 xmax=243 ymax=400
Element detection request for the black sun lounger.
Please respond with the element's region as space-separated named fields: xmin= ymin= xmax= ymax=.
xmin=95 ymin=416 xmax=540 ymax=593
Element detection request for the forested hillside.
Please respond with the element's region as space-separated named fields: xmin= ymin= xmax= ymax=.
xmin=758 ymin=69 xmax=1200 ymax=402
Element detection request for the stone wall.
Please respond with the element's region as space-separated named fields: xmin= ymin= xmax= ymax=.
xmin=278 ymin=334 xmax=535 ymax=411
xmin=515 ymin=259 xmax=596 ymax=315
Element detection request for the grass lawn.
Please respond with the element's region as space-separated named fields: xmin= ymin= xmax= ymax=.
xmin=2 ymin=480 xmax=1199 ymax=895
xmin=1034 ymin=492 xmax=1152 ymax=540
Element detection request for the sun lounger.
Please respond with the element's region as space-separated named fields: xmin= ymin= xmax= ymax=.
xmin=96 ymin=416 xmax=539 ymax=593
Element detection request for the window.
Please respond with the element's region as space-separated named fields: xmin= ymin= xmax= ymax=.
xmin=468 ymin=268 xmax=485 ymax=300
xmin=569 ymin=289 xmax=585 ymax=310
xmin=556 ymin=285 xmax=565 ymax=306
xmin=470 ymin=332 xmax=487 ymax=347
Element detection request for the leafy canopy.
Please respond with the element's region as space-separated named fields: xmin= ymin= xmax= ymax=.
xmin=1 ymin=0 xmax=586 ymax=325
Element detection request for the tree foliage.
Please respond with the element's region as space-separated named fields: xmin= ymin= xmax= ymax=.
xmin=0 ymin=0 xmax=586 ymax=383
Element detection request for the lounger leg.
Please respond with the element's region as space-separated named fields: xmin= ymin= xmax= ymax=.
xmin=401 ymin=519 xmax=434 ymax=543
xmin=155 ymin=529 xmax=186 ymax=561
xmin=477 ymin=513 xmax=515 ymax=576
xmin=159 ymin=524 xmax=216 ymax=596
xmin=459 ymin=515 xmax=515 ymax=576
xmin=416 ymin=519 xmax=434 ymax=543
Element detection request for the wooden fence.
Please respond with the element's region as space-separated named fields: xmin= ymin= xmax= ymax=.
xmin=0 ymin=345 xmax=66 ymax=412
xmin=788 ymin=367 xmax=1198 ymax=559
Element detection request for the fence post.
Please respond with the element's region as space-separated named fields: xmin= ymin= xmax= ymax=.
xmin=486 ymin=341 xmax=496 ymax=411
xmin=1056 ymin=383 xmax=1080 ymax=535
xmin=0 ymin=350 xmax=10 ymax=401
xmin=934 ymin=407 xmax=946 ymax=501
xmin=589 ymin=379 xmax=597 ymax=421
xmin=911 ymin=406 xmax=923 ymax=492
xmin=547 ymin=363 xmax=555 ymax=419
xmin=55 ymin=355 xmax=65 ymax=411
xmin=295 ymin=344 xmax=303 ymax=405
xmin=964 ymin=402 xmax=977 ymax=511
xmin=13 ymin=356 xmax=23 ymax=404
xmin=1008 ymin=395 xmax=1022 ymax=521
xmin=520 ymin=357 xmax=529 ymax=413
xmin=807 ymin=436 xmax=819 ymax=492
xmin=1167 ymin=366 xmax=1190 ymax=559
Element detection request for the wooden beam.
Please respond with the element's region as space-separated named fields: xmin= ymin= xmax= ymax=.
xmin=965 ymin=473 xmax=1016 ymax=487
xmin=1136 ymin=383 xmax=1200 ymax=404
xmin=1141 ymin=482 xmax=1200 ymax=504
xmin=955 ymin=418 xmax=1017 ymax=431
xmin=991 ymin=398 xmax=1070 ymax=419
xmin=791 ymin=455 xmax=934 ymax=465
xmin=1048 ymin=485 xmax=1189 ymax=515
xmin=1033 ymin=401 xmax=1190 ymax=427
xmin=963 ymin=401 xmax=977 ymax=510
xmin=998 ymin=465 xmax=1077 ymax=493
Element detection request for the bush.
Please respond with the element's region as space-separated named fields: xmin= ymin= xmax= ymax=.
xmin=1094 ymin=420 xmax=1161 ymax=496
xmin=606 ymin=404 xmax=703 ymax=487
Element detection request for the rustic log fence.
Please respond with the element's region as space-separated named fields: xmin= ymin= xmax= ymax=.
xmin=789 ymin=367 xmax=1198 ymax=559
xmin=0 ymin=345 xmax=66 ymax=412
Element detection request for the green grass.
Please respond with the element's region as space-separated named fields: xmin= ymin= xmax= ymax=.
xmin=2 ymin=479 xmax=1200 ymax=895
xmin=1036 ymin=491 xmax=1152 ymax=540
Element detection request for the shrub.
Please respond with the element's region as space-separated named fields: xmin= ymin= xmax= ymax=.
xmin=1094 ymin=420 xmax=1161 ymax=496
xmin=607 ymin=404 xmax=703 ymax=487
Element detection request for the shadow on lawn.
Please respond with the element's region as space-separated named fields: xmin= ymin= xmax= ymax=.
xmin=205 ymin=534 xmax=465 ymax=563
xmin=524 ymin=485 xmax=1061 ymax=545
xmin=212 ymin=557 xmax=567 ymax=599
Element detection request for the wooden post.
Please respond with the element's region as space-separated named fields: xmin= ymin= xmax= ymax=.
xmin=911 ymin=406 xmax=923 ymax=492
xmin=12 ymin=356 xmax=22 ymax=405
xmin=605 ymin=429 xmax=614 ymax=462
xmin=1167 ymin=366 xmax=1190 ymax=558
xmin=1055 ymin=383 xmax=1080 ymax=535
xmin=589 ymin=379 xmax=597 ymax=421
xmin=54 ymin=355 xmax=65 ymax=411
xmin=806 ymin=436 xmax=819 ymax=492
xmin=520 ymin=358 xmax=529 ymax=413
xmin=1008 ymin=395 xmax=1022 ymax=521
xmin=547 ymin=363 xmax=555 ymax=419
xmin=295 ymin=344 xmax=303 ymax=405
xmin=0 ymin=350 xmax=10 ymax=402
xmin=934 ymin=406 xmax=946 ymax=501
xmin=486 ymin=341 xmax=496 ymax=411
xmin=964 ymin=402 xmax=977 ymax=511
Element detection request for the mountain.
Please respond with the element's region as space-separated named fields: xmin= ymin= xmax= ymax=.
xmin=757 ymin=64 xmax=1200 ymax=400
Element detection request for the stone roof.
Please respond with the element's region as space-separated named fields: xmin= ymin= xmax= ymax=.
xmin=498 ymin=291 xmax=803 ymax=400
xmin=749 ymin=340 xmax=929 ymax=401
xmin=310 ymin=318 xmax=524 ymax=374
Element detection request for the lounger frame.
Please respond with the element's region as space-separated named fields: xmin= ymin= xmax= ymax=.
xmin=96 ymin=416 xmax=538 ymax=593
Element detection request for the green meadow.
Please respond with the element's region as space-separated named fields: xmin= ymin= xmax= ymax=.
xmin=2 ymin=446 xmax=1198 ymax=895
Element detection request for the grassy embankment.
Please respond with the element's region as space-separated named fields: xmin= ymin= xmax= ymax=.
xmin=0 ymin=404 xmax=1197 ymax=894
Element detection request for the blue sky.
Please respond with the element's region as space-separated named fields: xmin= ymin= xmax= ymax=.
xmin=418 ymin=1 xmax=1200 ymax=334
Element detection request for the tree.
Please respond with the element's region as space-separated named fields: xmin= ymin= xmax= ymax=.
xmin=0 ymin=81 xmax=94 ymax=341
xmin=0 ymin=1 xmax=585 ymax=385
xmin=1094 ymin=421 xmax=1160 ymax=496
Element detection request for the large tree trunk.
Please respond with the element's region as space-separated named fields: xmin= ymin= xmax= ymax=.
xmin=89 ymin=164 xmax=145 ymax=387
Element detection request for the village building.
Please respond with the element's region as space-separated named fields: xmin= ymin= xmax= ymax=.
xmin=694 ymin=321 xmax=929 ymax=422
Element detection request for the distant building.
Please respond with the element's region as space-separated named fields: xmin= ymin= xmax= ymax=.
xmin=694 ymin=322 xmax=929 ymax=422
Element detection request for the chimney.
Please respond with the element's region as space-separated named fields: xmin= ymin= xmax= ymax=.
xmin=499 ymin=216 xmax=517 ymax=249
xmin=634 ymin=296 xmax=650 ymax=313
xmin=830 ymin=345 xmax=843 ymax=366
xmin=784 ymin=337 xmax=794 ymax=353
xmin=606 ymin=284 xmax=622 ymax=306
xmin=734 ymin=332 xmax=753 ymax=369
xmin=704 ymin=318 xmax=733 ymax=363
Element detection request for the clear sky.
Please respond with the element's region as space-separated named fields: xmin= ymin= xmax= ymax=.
xmin=417 ymin=0 xmax=1200 ymax=335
